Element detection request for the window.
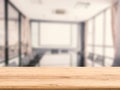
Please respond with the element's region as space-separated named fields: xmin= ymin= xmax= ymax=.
xmin=31 ymin=22 xmax=39 ymax=47
xmin=40 ymin=23 xmax=71 ymax=47
xmin=86 ymin=20 xmax=94 ymax=66
xmin=87 ymin=20 xmax=93 ymax=45
xmin=86 ymin=8 xmax=115 ymax=67
xmin=105 ymin=9 xmax=113 ymax=46
xmin=105 ymin=9 xmax=114 ymax=66
xmin=94 ymin=13 xmax=104 ymax=46
xmin=31 ymin=22 xmax=79 ymax=49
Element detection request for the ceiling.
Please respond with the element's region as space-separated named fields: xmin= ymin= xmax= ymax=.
xmin=10 ymin=0 xmax=113 ymax=22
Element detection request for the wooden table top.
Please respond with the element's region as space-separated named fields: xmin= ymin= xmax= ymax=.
xmin=0 ymin=67 xmax=120 ymax=90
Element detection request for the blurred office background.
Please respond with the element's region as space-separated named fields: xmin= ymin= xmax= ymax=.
xmin=0 ymin=0 xmax=119 ymax=67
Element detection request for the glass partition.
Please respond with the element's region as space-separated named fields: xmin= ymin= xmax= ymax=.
xmin=0 ymin=0 xmax=27 ymax=67
xmin=86 ymin=8 xmax=115 ymax=67
xmin=8 ymin=4 xmax=19 ymax=66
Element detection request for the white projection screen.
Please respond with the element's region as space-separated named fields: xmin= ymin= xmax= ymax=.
xmin=40 ymin=23 xmax=72 ymax=47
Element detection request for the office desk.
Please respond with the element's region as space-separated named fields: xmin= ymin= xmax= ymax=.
xmin=40 ymin=53 xmax=72 ymax=66
xmin=0 ymin=67 xmax=120 ymax=90
xmin=40 ymin=52 xmax=78 ymax=67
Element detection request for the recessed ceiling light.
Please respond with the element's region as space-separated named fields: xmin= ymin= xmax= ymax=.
xmin=75 ymin=1 xmax=90 ymax=8
xmin=30 ymin=0 xmax=42 ymax=4
xmin=54 ymin=9 xmax=66 ymax=15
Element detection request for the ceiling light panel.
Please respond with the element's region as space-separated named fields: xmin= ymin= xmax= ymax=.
xmin=30 ymin=0 xmax=42 ymax=4
xmin=54 ymin=9 xmax=66 ymax=15
xmin=75 ymin=1 xmax=90 ymax=9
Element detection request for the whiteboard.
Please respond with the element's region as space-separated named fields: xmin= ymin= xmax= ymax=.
xmin=40 ymin=23 xmax=72 ymax=47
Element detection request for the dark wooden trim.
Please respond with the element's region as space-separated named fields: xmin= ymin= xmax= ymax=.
xmin=5 ymin=0 xmax=9 ymax=66
xmin=18 ymin=13 xmax=22 ymax=66
xmin=80 ymin=22 xmax=85 ymax=66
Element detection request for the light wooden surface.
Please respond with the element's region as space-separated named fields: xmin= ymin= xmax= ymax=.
xmin=0 ymin=67 xmax=120 ymax=90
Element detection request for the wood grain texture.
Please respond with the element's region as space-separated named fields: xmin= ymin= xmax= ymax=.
xmin=0 ymin=67 xmax=120 ymax=90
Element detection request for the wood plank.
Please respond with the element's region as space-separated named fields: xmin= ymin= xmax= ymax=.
xmin=0 ymin=67 xmax=120 ymax=90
